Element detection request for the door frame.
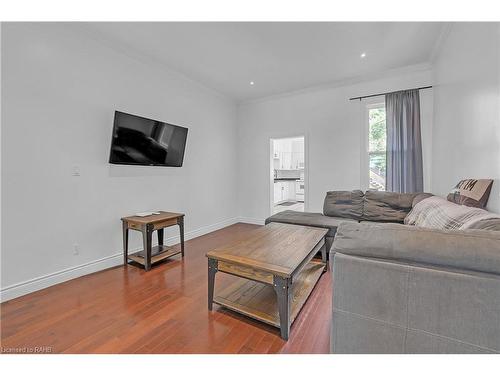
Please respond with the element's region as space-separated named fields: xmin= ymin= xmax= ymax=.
xmin=269 ymin=134 xmax=308 ymax=217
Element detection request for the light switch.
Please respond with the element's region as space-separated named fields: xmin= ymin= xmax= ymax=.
xmin=72 ymin=166 xmax=80 ymax=177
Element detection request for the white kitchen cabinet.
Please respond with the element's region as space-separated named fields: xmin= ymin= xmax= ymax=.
xmin=274 ymin=180 xmax=298 ymax=204
xmin=290 ymin=151 xmax=304 ymax=170
xmin=273 ymin=181 xmax=286 ymax=204
xmin=283 ymin=181 xmax=290 ymax=200
xmin=273 ymin=182 xmax=282 ymax=204
xmin=275 ymin=151 xmax=304 ymax=170
xmin=273 ymin=137 xmax=305 ymax=170
xmin=282 ymin=152 xmax=292 ymax=169
xmin=288 ymin=180 xmax=296 ymax=198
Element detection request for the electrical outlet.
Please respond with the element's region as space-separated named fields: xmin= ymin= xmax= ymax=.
xmin=73 ymin=243 xmax=80 ymax=255
xmin=72 ymin=166 xmax=80 ymax=177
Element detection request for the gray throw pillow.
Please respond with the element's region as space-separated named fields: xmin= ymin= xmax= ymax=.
xmin=323 ymin=190 xmax=364 ymax=220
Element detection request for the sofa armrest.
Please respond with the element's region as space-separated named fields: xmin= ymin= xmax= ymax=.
xmin=331 ymin=222 xmax=500 ymax=275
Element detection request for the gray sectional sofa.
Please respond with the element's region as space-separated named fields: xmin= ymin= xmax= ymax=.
xmin=265 ymin=190 xmax=500 ymax=354
xmin=266 ymin=190 xmax=431 ymax=255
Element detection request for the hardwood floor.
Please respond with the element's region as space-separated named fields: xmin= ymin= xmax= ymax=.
xmin=0 ymin=223 xmax=331 ymax=354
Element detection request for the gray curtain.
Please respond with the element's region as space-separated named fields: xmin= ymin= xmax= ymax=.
xmin=385 ymin=89 xmax=423 ymax=193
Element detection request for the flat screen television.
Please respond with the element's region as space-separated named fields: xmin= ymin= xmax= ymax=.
xmin=109 ymin=111 xmax=188 ymax=167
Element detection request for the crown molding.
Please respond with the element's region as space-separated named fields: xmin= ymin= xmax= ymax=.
xmin=429 ymin=22 xmax=454 ymax=63
xmin=62 ymin=23 xmax=236 ymax=105
xmin=239 ymin=62 xmax=433 ymax=106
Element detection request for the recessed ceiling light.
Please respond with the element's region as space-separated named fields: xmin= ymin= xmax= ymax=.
xmin=250 ymin=81 xmax=255 ymax=85
xmin=360 ymin=53 xmax=366 ymax=58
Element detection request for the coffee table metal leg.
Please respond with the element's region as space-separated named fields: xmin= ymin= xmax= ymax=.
xmin=274 ymin=275 xmax=291 ymax=340
xmin=208 ymin=258 xmax=218 ymax=311
xmin=321 ymin=243 xmax=327 ymax=270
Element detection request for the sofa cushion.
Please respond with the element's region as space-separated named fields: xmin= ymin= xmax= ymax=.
xmin=362 ymin=190 xmax=419 ymax=223
xmin=412 ymin=192 xmax=434 ymax=206
xmin=332 ymin=221 xmax=500 ymax=275
xmin=265 ymin=210 xmax=356 ymax=237
xmin=323 ymin=190 xmax=364 ymax=220
xmin=467 ymin=218 xmax=500 ymax=231
xmin=447 ymin=179 xmax=493 ymax=208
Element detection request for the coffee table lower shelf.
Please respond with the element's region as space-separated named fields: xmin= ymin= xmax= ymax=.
xmin=213 ymin=261 xmax=324 ymax=328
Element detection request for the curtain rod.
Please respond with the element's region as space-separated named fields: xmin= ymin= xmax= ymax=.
xmin=349 ymin=86 xmax=433 ymax=101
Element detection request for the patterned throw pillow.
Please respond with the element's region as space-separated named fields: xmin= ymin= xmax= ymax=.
xmin=447 ymin=179 xmax=493 ymax=208
xmin=405 ymin=196 xmax=500 ymax=230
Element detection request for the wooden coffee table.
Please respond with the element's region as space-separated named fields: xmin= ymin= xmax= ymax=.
xmin=206 ymin=222 xmax=328 ymax=340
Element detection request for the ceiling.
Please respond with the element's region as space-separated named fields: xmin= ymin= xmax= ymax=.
xmin=81 ymin=22 xmax=446 ymax=101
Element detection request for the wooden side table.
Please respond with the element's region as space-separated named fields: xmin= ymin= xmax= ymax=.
xmin=121 ymin=211 xmax=185 ymax=271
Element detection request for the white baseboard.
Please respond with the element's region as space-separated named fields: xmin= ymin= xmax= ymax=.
xmin=237 ymin=217 xmax=266 ymax=225
xmin=0 ymin=217 xmax=239 ymax=302
xmin=0 ymin=254 xmax=124 ymax=303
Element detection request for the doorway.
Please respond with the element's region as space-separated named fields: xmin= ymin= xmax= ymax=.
xmin=270 ymin=136 xmax=305 ymax=215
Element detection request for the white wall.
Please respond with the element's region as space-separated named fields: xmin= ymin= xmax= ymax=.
xmin=432 ymin=23 xmax=500 ymax=213
xmin=1 ymin=23 xmax=238 ymax=300
xmin=9 ymin=23 xmax=497 ymax=301
xmin=237 ymin=68 xmax=434 ymax=222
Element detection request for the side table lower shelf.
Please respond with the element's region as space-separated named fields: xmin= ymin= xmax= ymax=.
xmin=128 ymin=245 xmax=182 ymax=266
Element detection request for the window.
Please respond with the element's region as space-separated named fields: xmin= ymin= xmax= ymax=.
xmin=368 ymin=105 xmax=387 ymax=191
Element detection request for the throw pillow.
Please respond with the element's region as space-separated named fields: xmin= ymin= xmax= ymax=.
xmin=405 ymin=195 xmax=500 ymax=230
xmin=447 ymin=179 xmax=493 ymax=208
